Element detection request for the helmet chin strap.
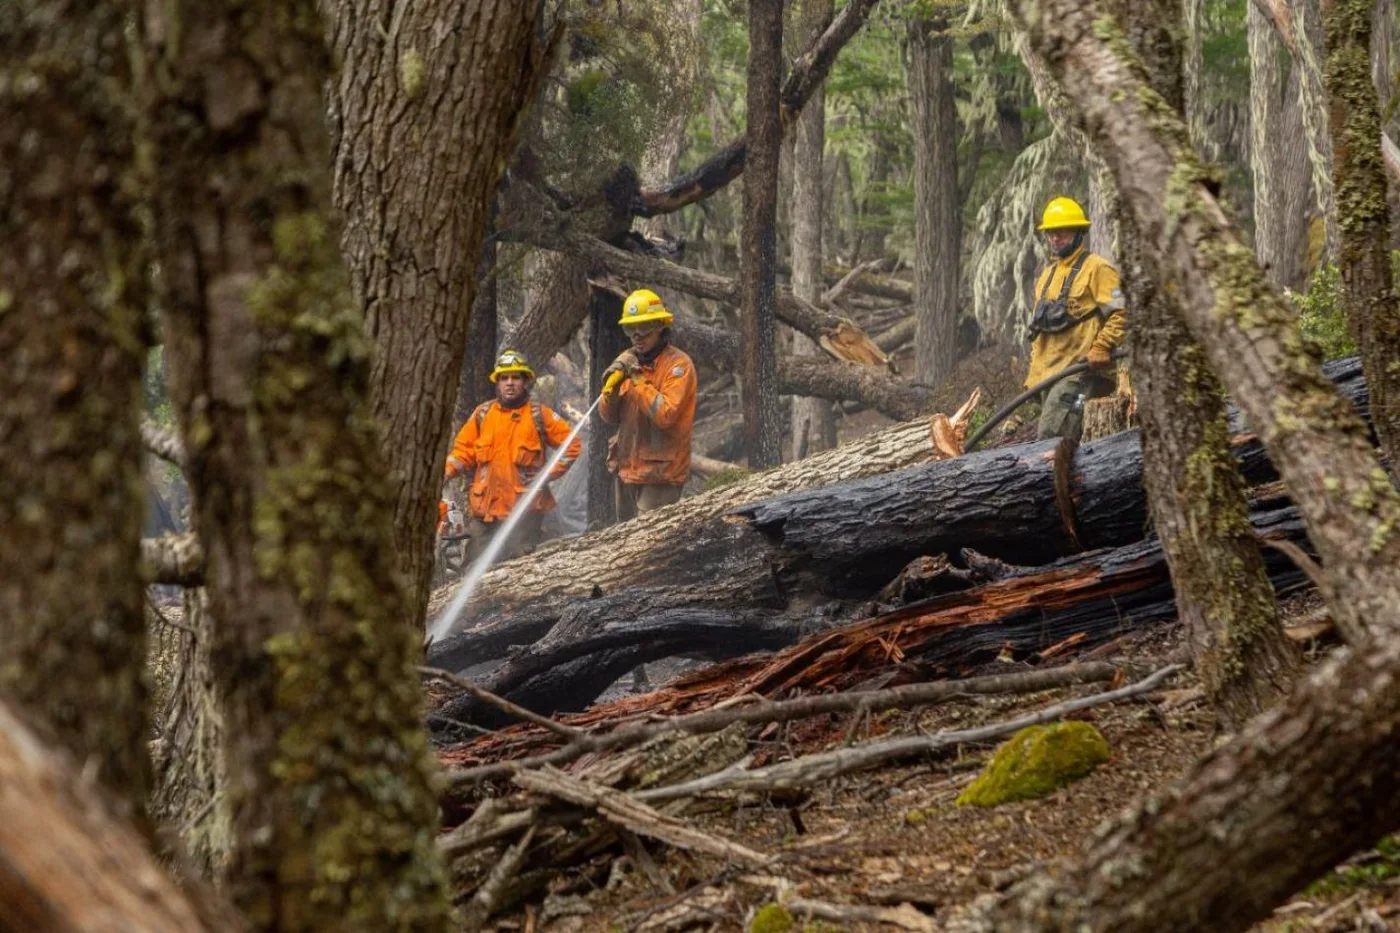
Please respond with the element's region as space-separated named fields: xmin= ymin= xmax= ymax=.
xmin=1053 ymin=229 xmax=1086 ymax=258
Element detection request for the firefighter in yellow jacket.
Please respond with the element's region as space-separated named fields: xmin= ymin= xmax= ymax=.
xmin=1025 ymin=197 xmax=1127 ymax=441
xmin=599 ymin=288 xmax=698 ymax=521
xmin=444 ymin=349 xmax=582 ymax=563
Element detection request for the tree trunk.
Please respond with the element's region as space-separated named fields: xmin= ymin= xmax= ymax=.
xmin=456 ymin=240 xmax=499 ymax=424
xmin=1109 ymin=0 xmax=1301 ymax=728
xmin=326 ymin=0 xmax=554 ymax=628
xmin=1325 ymin=0 xmax=1400 ymax=479
xmin=637 ymin=0 xmax=706 ymax=240
xmin=908 ymin=18 xmax=962 ymax=388
xmin=588 ymin=290 xmax=629 ymax=529
xmin=509 ymin=252 xmax=593 ymax=380
xmin=1292 ymin=0 xmax=1342 ymax=265
xmin=0 ymin=0 xmax=151 ymax=817
xmin=1011 ymin=0 xmax=1400 ymax=647
xmin=791 ymin=0 xmax=838 ymax=459
xmin=742 ymin=0 xmax=785 ymax=469
xmin=145 ymin=2 xmax=454 ymax=929
xmin=0 ymin=699 xmax=233 ymax=933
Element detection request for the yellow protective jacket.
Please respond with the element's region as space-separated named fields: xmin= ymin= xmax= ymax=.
xmin=1025 ymin=247 xmax=1127 ymax=387
xmin=445 ymin=400 xmax=581 ymax=523
xmin=598 ymin=343 xmax=697 ymax=486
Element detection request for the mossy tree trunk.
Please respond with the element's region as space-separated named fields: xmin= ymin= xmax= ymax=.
xmin=741 ymin=0 xmax=785 ymax=469
xmin=1324 ymin=0 xmax=1400 ymax=480
xmin=326 ymin=0 xmax=554 ymax=627
xmin=144 ymin=2 xmax=454 ymax=929
xmin=1010 ymin=0 xmax=1400 ymax=647
xmin=0 ymin=0 xmax=152 ymax=819
xmin=1106 ymin=0 xmax=1300 ymax=728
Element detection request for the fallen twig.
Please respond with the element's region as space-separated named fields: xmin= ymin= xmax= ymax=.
xmin=423 ymin=667 xmax=582 ymax=740
xmin=787 ymin=897 xmax=936 ymax=931
xmin=512 ymin=765 xmax=770 ymax=867
xmin=461 ymin=823 xmax=536 ymax=932
xmin=445 ymin=660 xmax=1133 ymax=790
xmin=632 ymin=665 xmax=1182 ymax=803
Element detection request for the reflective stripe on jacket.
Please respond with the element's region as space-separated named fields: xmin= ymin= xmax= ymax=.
xmin=444 ymin=400 xmax=581 ymax=522
xmin=1025 ymin=247 xmax=1127 ymax=387
xmin=598 ymin=343 xmax=697 ymax=486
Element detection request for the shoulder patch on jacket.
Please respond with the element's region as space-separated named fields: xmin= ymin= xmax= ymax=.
xmin=672 ymin=365 xmax=686 ymax=376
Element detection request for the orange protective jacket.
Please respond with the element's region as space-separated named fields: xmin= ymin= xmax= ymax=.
xmin=445 ymin=400 xmax=581 ymax=523
xmin=598 ymin=343 xmax=697 ymax=486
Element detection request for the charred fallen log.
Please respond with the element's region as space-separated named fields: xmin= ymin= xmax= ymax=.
xmin=432 ymin=499 xmax=1309 ymax=741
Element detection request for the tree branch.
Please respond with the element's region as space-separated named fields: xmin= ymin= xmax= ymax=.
xmin=141 ymin=416 xmax=185 ymax=467
xmin=141 ymin=532 xmax=204 ymax=586
xmin=634 ymin=0 xmax=881 ymax=217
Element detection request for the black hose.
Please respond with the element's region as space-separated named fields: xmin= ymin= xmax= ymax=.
xmin=962 ymin=349 xmax=1126 ymax=453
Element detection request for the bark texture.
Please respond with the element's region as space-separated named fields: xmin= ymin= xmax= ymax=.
xmin=145 ymin=2 xmax=454 ymax=928
xmin=1108 ymin=0 xmax=1300 ymax=727
xmin=0 ymin=0 xmax=151 ymax=814
xmin=456 ymin=240 xmax=499 ymax=423
xmin=909 ymin=18 xmax=962 ymax=387
xmin=1012 ymin=0 xmax=1400 ymax=647
xmin=588 ymin=289 xmax=629 ymax=528
xmin=327 ymin=0 xmax=554 ymax=626
xmin=1325 ymin=0 xmax=1400 ymax=479
xmin=0 ymin=699 xmax=231 ymax=933
xmin=742 ymin=0 xmax=785 ymax=469
xmin=791 ymin=0 xmax=838 ymax=459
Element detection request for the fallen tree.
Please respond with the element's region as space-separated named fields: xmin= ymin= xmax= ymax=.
xmin=430 ymin=498 xmax=1309 ymax=732
xmin=426 ymin=357 xmax=1364 ymax=674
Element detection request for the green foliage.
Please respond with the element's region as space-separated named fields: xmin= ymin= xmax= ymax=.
xmin=956 ymin=721 xmax=1110 ymax=807
xmin=1292 ymin=264 xmax=1358 ymax=359
xmin=704 ymin=466 xmax=752 ymax=490
xmin=1304 ymin=836 xmax=1400 ymax=897
xmin=748 ymin=903 xmax=795 ymax=933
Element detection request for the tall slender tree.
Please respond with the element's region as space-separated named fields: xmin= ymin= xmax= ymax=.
xmin=0 ymin=0 xmax=152 ymax=817
xmin=1324 ymin=0 xmax=1400 ymax=477
xmin=741 ymin=0 xmax=785 ymax=469
xmin=145 ymin=0 xmax=454 ymax=927
xmin=791 ymin=0 xmax=838 ymax=459
xmin=1106 ymin=0 xmax=1301 ymax=728
xmin=908 ymin=16 xmax=962 ymax=388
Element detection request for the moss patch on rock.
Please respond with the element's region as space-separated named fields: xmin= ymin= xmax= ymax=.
xmin=956 ymin=721 xmax=1111 ymax=807
xmin=748 ymin=902 xmax=795 ymax=933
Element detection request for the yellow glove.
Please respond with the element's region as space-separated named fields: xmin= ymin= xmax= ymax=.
xmin=1085 ymin=345 xmax=1113 ymax=368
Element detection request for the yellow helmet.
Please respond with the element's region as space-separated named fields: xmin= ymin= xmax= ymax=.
xmin=1037 ymin=196 xmax=1092 ymax=231
xmin=618 ymin=288 xmax=674 ymax=327
xmin=488 ymin=348 xmax=535 ymax=383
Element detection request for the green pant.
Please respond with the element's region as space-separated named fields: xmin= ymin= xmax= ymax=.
xmin=1037 ymin=371 xmax=1114 ymax=442
xmin=466 ymin=512 xmax=543 ymax=565
xmin=615 ymin=481 xmax=683 ymax=522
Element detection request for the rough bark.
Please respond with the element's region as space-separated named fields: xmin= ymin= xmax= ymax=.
xmin=1325 ymin=0 xmax=1400 ymax=480
xmin=588 ymin=289 xmax=629 ymax=528
xmin=0 ymin=0 xmax=151 ymax=816
xmin=509 ymin=252 xmax=592 ymax=381
xmin=1248 ymin=3 xmax=1313 ymax=289
xmin=0 ymin=699 xmax=232 ymax=933
xmin=962 ymin=601 xmax=1400 ymax=932
xmin=456 ymin=240 xmax=499 ymax=424
xmin=145 ymin=1 xmax=454 ymax=929
xmin=909 ymin=18 xmax=962 ymax=388
xmin=1292 ymin=0 xmax=1342 ymax=262
xmin=742 ymin=0 xmax=785 ymax=469
xmin=1110 ymin=0 xmax=1301 ymax=727
xmin=636 ymin=0 xmax=706 ymax=240
xmin=791 ymin=0 xmax=839 ymax=459
xmin=1012 ymin=0 xmax=1400 ymax=646
xmin=326 ymin=0 xmax=555 ymax=627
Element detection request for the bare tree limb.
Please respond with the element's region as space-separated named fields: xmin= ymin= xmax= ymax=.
xmin=443 ymin=661 xmax=1134 ymax=790
xmin=141 ymin=532 xmax=204 ymax=586
xmin=513 ymin=765 xmax=771 ymax=866
xmin=460 ymin=824 xmax=536 ymax=933
xmin=141 ymin=416 xmax=185 ymax=467
xmin=630 ymin=666 xmax=1182 ymax=803
xmin=634 ymin=0 xmax=881 ymax=217
xmin=422 ymin=667 xmax=583 ymax=740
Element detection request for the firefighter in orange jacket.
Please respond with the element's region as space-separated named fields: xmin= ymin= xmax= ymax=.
xmin=599 ymin=288 xmax=698 ymax=520
xmin=444 ymin=349 xmax=581 ymax=563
